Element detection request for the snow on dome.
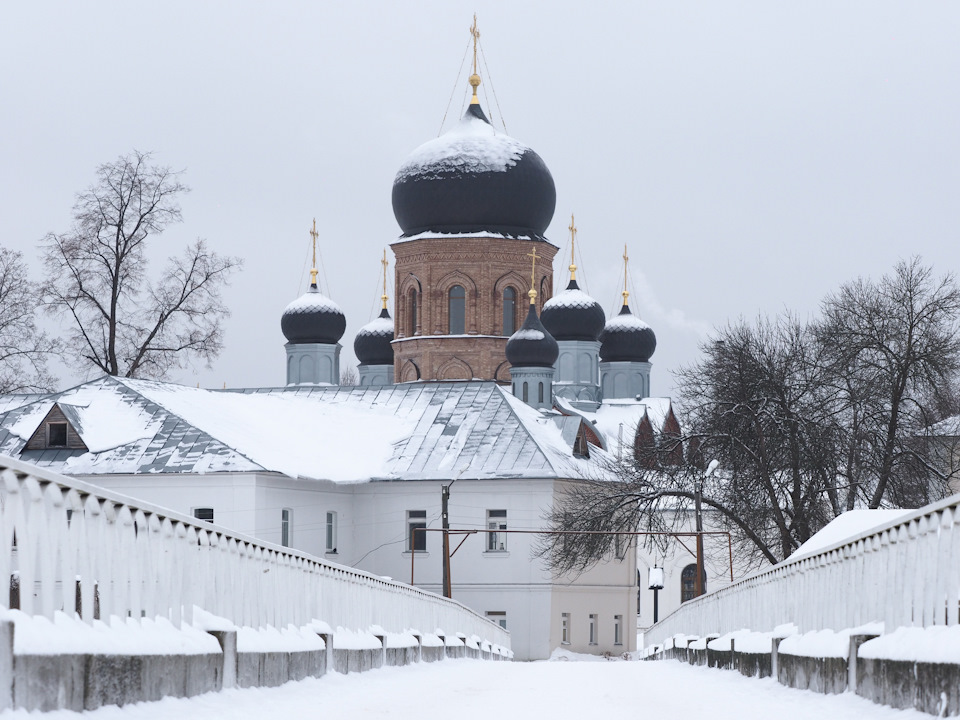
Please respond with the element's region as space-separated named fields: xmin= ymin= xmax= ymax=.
xmin=354 ymin=308 xmax=395 ymax=366
xmin=395 ymin=111 xmax=528 ymax=182
xmin=541 ymin=279 xmax=606 ymax=342
xmin=281 ymin=286 xmax=346 ymax=345
xmin=604 ymin=312 xmax=651 ymax=332
xmin=599 ymin=304 xmax=657 ymax=363
xmin=392 ymin=103 xmax=557 ymax=239
xmin=357 ymin=315 xmax=394 ymax=336
xmin=506 ymin=303 xmax=558 ymax=368
xmin=543 ymin=287 xmax=600 ymax=311
xmin=283 ymin=288 xmax=343 ymax=315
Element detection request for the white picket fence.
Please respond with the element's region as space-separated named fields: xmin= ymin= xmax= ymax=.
xmin=644 ymin=493 xmax=960 ymax=649
xmin=0 ymin=455 xmax=510 ymax=649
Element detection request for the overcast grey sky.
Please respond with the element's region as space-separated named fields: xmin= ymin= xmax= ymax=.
xmin=3 ymin=2 xmax=959 ymax=399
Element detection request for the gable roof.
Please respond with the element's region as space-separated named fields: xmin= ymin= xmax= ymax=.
xmin=0 ymin=377 xmax=607 ymax=482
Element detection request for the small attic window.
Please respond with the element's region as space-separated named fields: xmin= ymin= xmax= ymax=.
xmin=47 ymin=423 xmax=68 ymax=447
xmin=574 ymin=425 xmax=590 ymax=459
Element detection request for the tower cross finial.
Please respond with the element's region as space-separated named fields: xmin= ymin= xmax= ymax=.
xmin=468 ymin=14 xmax=481 ymax=104
xmin=568 ymin=213 xmax=578 ymax=281
xmin=309 ymin=218 xmax=319 ymax=287
xmin=381 ymin=249 xmax=389 ymax=310
xmin=622 ymin=243 xmax=630 ymax=305
xmin=527 ymin=245 xmax=539 ymax=303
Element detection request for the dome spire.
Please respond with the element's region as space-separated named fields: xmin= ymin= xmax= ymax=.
xmin=621 ymin=243 xmax=630 ymax=306
xmin=381 ymin=248 xmax=389 ymax=310
xmin=469 ymin=14 xmax=481 ymax=105
xmin=527 ymin=244 xmax=539 ymax=304
xmin=309 ymin=218 xmax=319 ymax=289
xmin=568 ymin=213 xmax=578 ymax=281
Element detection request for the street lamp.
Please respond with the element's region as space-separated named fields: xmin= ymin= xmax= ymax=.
xmin=695 ymin=459 xmax=720 ymax=598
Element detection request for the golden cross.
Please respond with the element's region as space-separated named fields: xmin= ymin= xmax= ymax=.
xmin=527 ymin=245 xmax=539 ymax=303
xmin=622 ymin=244 xmax=630 ymax=305
xmin=468 ymin=14 xmax=482 ymax=103
xmin=568 ymin=213 xmax=578 ymax=280
xmin=309 ymin=219 xmax=319 ymax=286
xmin=470 ymin=14 xmax=480 ymax=75
xmin=381 ymin=249 xmax=389 ymax=310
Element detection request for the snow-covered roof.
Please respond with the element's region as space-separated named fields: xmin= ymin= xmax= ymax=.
xmin=0 ymin=377 xmax=605 ymax=483
xmin=571 ymin=397 xmax=674 ymax=458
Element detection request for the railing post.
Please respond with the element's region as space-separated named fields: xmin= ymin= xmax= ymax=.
xmin=209 ymin=630 xmax=237 ymax=689
xmin=0 ymin=619 xmax=12 ymax=711
xmin=847 ymin=633 xmax=879 ymax=694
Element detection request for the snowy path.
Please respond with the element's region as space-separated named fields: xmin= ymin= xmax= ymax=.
xmin=4 ymin=659 xmax=927 ymax=719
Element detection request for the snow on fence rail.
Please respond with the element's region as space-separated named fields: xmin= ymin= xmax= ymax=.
xmin=644 ymin=493 xmax=960 ymax=649
xmin=0 ymin=455 xmax=510 ymax=649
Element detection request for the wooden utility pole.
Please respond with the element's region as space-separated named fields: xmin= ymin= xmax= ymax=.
xmin=441 ymin=484 xmax=452 ymax=598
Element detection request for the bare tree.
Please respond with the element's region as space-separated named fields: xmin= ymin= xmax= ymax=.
xmin=41 ymin=151 xmax=242 ymax=378
xmin=817 ymin=257 xmax=960 ymax=508
xmin=0 ymin=247 xmax=55 ymax=392
xmin=340 ymin=367 xmax=358 ymax=386
xmin=541 ymin=260 xmax=960 ymax=572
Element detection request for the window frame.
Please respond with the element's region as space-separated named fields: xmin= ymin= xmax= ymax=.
xmin=325 ymin=510 xmax=338 ymax=553
xmin=281 ymin=507 xmax=292 ymax=547
xmin=193 ymin=507 xmax=214 ymax=523
xmin=589 ymin=613 xmax=598 ymax=645
xmin=561 ymin=613 xmax=571 ymax=645
xmin=47 ymin=422 xmax=68 ymax=447
xmin=407 ymin=509 xmax=427 ymax=552
xmin=614 ymin=615 xmax=623 ymax=646
xmin=486 ymin=509 xmax=507 ymax=552
xmin=502 ymin=287 xmax=517 ymax=336
xmin=486 ymin=610 xmax=507 ymax=630
xmin=448 ymin=285 xmax=466 ymax=335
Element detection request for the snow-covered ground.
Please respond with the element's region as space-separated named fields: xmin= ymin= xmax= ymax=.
xmin=3 ymin=655 xmax=927 ymax=719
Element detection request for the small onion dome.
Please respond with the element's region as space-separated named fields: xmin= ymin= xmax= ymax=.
xmin=506 ymin=302 xmax=559 ymax=368
xmin=599 ymin=304 xmax=657 ymax=362
xmin=541 ymin=278 xmax=606 ymax=342
xmin=353 ymin=308 xmax=395 ymax=366
xmin=392 ymin=104 xmax=556 ymax=240
xmin=280 ymin=285 xmax=346 ymax=344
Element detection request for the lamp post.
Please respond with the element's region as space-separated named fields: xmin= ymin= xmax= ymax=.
xmin=695 ymin=459 xmax=720 ymax=598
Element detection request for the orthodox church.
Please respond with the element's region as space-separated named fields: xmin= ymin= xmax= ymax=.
xmin=0 ymin=29 xmax=689 ymax=660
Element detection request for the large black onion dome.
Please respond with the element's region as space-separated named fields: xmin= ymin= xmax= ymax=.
xmin=354 ymin=308 xmax=394 ymax=365
xmin=599 ymin=304 xmax=657 ymax=362
xmin=506 ymin=302 xmax=559 ymax=368
xmin=281 ymin=285 xmax=346 ymax=344
xmin=392 ymin=104 xmax=556 ymax=240
xmin=541 ymin=278 xmax=606 ymax=342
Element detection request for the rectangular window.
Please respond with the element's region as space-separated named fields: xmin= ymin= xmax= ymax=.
xmin=614 ymin=615 xmax=623 ymax=646
xmin=281 ymin=508 xmax=292 ymax=547
xmin=193 ymin=507 xmax=214 ymax=523
xmin=407 ymin=510 xmax=427 ymax=552
xmin=48 ymin=422 xmax=68 ymax=447
xmin=486 ymin=611 xmax=507 ymax=630
xmin=486 ymin=509 xmax=507 ymax=551
xmin=561 ymin=613 xmax=571 ymax=645
xmin=325 ymin=511 xmax=337 ymax=553
xmin=589 ymin=614 xmax=598 ymax=645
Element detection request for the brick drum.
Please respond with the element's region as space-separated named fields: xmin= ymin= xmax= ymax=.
xmin=392 ymin=235 xmax=557 ymax=382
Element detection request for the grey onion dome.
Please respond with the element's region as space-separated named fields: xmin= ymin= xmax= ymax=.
xmin=541 ymin=278 xmax=606 ymax=342
xmin=599 ymin=304 xmax=657 ymax=362
xmin=506 ymin=302 xmax=559 ymax=368
xmin=391 ymin=103 xmax=557 ymax=240
xmin=281 ymin=284 xmax=346 ymax=344
xmin=353 ymin=308 xmax=394 ymax=366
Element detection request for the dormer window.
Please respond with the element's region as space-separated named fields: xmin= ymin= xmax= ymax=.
xmin=47 ymin=422 xmax=68 ymax=447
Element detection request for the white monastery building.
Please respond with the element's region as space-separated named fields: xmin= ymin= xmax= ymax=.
xmin=0 ymin=37 xmax=695 ymax=660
